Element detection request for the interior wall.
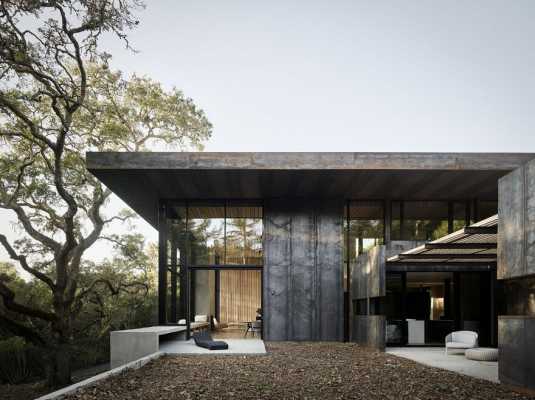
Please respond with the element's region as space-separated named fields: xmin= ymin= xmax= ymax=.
xmin=263 ymin=198 xmax=344 ymax=341
xmin=193 ymin=270 xmax=215 ymax=318
xmin=219 ymin=270 xmax=261 ymax=323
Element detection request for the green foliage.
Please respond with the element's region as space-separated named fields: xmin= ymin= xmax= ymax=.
xmin=0 ymin=0 xmax=210 ymax=386
xmin=0 ymin=337 xmax=45 ymax=384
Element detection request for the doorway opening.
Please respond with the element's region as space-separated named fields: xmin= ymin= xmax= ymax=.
xmin=187 ymin=266 xmax=263 ymax=340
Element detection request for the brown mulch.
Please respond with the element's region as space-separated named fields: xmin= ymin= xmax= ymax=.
xmin=62 ymin=343 xmax=534 ymax=400
xmin=7 ymin=343 xmax=535 ymax=400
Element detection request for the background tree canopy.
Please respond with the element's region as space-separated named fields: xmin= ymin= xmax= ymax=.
xmin=0 ymin=0 xmax=212 ymax=388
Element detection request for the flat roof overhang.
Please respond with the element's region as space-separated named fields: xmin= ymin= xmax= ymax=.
xmin=86 ymin=152 xmax=535 ymax=227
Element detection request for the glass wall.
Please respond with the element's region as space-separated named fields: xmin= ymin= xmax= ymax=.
xmin=452 ymin=201 xmax=469 ymax=231
xmin=188 ymin=204 xmax=225 ymax=265
xmin=166 ymin=202 xmax=263 ymax=267
xmin=478 ymin=200 xmax=498 ymax=221
xmin=164 ymin=201 xmax=263 ymax=325
xmin=226 ymin=206 xmax=263 ymax=265
xmin=392 ymin=201 xmax=449 ymax=241
xmin=346 ymin=201 xmax=384 ymax=261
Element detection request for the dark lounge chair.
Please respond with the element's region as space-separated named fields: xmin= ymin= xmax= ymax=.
xmin=192 ymin=330 xmax=228 ymax=350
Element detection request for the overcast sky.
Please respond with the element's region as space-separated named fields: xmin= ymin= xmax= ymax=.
xmin=2 ymin=0 xmax=535 ymax=266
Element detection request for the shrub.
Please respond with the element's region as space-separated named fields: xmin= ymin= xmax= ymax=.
xmin=0 ymin=337 xmax=31 ymax=384
xmin=0 ymin=337 xmax=45 ymax=384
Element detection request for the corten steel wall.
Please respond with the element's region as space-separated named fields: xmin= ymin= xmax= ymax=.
xmin=350 ymin=242 xmax=418 ymax=349
xmin=350 ymin=246 xmax=386 ymax=349
xmin=352 ymin=316 xmax=386 ymax=351
xmin=498 ymin=158 xmax=535 ymax=390
xmin=352 ymin=246 xmax=387 ymax=300
xmin=263 ymin=199 xmax=344 ymax=341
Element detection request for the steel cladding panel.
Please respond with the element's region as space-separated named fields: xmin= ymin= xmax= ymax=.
xmin=264 ymin=202 xmax=291 ymax=341
xmin=351 ymin=315 xmax=386 ymax=350
xmin=291 ymin=209 xmax=315 ymax=340
xmin=264 ymin=199 xmax=344 ymax=341
xmin=498 ymin=167 xmax=525 ymax=279
xmin=317 ymin=203 xmax=344 ymax=340
xmin=526 ymin=161 xmax=535 ymax=276
xmin=351 ymin=246 xmax=386 ymax=300
xmin=498 ymin=158 xmax=535 ymax=279
xmin=498 ymin=317 xmax=535 ymax=390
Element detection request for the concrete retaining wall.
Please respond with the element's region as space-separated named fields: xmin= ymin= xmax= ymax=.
xmin=35 ymin=352 xmax=164 ymax=400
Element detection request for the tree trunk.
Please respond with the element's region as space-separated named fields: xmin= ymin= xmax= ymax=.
xmin=46 ymin=344 xmax=72 ymax=388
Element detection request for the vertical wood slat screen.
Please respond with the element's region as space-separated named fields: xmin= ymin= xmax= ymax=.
xmin=220 ymin=270 xmax=261 ymax=323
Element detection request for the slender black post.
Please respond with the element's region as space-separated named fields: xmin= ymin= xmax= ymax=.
xmin=185 ymin=203 xmax=190 ymax=339
xmin=384 ymin=199 xmax=391 ymax=244
xmin=448 ymin=202 xmax=454 ymax=233
xmin=471 ymin=199 xmax=479 ymax=223
xmin=399 ymin=201 xmax=405 ymax=240
xmin=444 ymin=278 xmax=451 ymax=319
xmin=465 ymin=200 xmax=471 ymax=227
xmin=453 ymin=272 xmax=461 ymax=330
xmin=190 ymin=269 xmax=196 ymax=321
xmin=170 ymin=233 xmax=177 ymax=323
xmin=186 ymin=266 xmax=191 ymax=339
xmin=215 ymin=270 xmax=221 ymax=322
xmin=345 ymin=202 xmax=351 ymax=341
xmin=490 ymin=269 xmax=496 ymax=346
xmin=401 ymin=272 xmax=407 ymax=344
xmin=158 ymin=201 xmax=167 ymax=325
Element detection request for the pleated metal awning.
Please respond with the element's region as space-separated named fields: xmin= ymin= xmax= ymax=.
xmin=387 ymin=215 xmax=498 ymax=264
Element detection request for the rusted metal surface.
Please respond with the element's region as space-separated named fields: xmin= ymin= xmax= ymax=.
xmin=263 ymin=199 xmax=344 ymax=341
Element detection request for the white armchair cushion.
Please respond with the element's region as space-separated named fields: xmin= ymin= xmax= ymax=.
xmin=194 ymin=315 xmax=208 ymax=322
xmin=445 ymin=330 xmax=478 ymax=349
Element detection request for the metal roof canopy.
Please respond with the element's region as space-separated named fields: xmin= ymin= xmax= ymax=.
xmin=86 ymin=152 xmax=535 ymax=228
xmin=387 ymin=214 xmax=498 ymax=264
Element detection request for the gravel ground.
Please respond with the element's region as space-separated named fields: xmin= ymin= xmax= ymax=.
xmin=59 ymin=342 xmax=534 ymax=400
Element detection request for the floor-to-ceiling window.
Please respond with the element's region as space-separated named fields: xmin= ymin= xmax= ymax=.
xmin=391 ymin=201 xmax=449 ymax=241
xmin=163 ymin=201 xmax=263 ymax=328
xmin=344 ymin=201 xmax=385 ymax=290
xmin=347 ymin=201 xmax=385 ymax=258
xmin=385 ymin=270 xmax=493 ymax=346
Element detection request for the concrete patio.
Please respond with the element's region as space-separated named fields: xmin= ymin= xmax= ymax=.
xmin=387 ymin=347 xmax=498 ymax=383
xmin=160 ymin=339 xmax=266 ymax=355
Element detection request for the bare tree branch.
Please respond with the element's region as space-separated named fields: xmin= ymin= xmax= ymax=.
xmin=0 ymin=234 xmax=56 ymax=290
xmin=0 ymin=275 xmax=56 ymax=322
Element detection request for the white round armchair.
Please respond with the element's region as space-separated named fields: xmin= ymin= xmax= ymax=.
xmin=445 ymin=331 xmax=478 ymax=355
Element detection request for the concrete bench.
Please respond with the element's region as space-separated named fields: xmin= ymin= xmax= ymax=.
xmin=111 ymin=326 xmax=186 ymax=368
xmin=110 ymin=323 xmax=211 ymax=368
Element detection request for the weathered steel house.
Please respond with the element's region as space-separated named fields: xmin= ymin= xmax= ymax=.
xmin=87 ymin=152 xmax=535 ymax=390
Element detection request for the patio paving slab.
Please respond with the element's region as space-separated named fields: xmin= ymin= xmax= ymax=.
xmin=387 ymin=347 xmax=498 ymax=383
xmin=160 ymin=339 xmax=266 ymax=354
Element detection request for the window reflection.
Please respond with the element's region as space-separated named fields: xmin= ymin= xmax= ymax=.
xmin=478 ymin=201 xmax=498 ymax=221
xmin=452 ymin=202 xmax=468 ymax=232
xmin=167 ymin=205 xmax=187 ymax=266
xmin=392 ymin=201 xmax=448 ymax=241
xmin=166 ymin=202 xmax=263 ymax=266
xmin=188 ymin=205 xmax=225 ymax=265
xmin=347 ymin=201 xmax=384 ymax=260
xmin=226 ymin=206 xmax=263 ymax=265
